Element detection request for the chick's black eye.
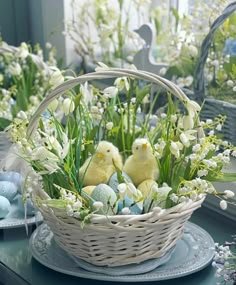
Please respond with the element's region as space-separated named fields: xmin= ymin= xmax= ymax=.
xmin=136 ymin=146 xmax=139 ymax=150
xmin=107 ymin=149 xmax=110 ymax=153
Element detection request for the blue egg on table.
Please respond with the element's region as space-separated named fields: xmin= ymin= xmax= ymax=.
xmin=0 ymin=171 xmax=24 ymax=193
xmin=90 ymin=184 xmax=118 ymax=215
xmin=108 ymin=172 xmax=133 ymax=193
xmin=17 ymin=195 xmax=35 ymax=216
xmin=118 ymin=195 xmax=143 ymax=215
xmin=0 ymin=181 xmax=18 ymax=202
xmin=0 ymin=195 xmax=11 ymax=218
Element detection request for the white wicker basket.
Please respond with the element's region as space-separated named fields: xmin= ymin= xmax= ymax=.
xmin=28 ymin=68 xmax=205 ymax=267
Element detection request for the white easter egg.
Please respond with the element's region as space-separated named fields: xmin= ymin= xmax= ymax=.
xmin=0 ymin=171 xmax=23 ymax=193
xmin=0 ymin=196 xmax=11 ymax=218
xmin=91 ymin=184 xmax=118 ymax=215
xmin=0 ymin=181 xmax=18 ymax=202
xmin=138 ymin=179 xmax=158 ymax=200
xmin=108 ymin=172 xmax=133 ymax=192
xmin=17 ymin=195 xmax=35 ymax=216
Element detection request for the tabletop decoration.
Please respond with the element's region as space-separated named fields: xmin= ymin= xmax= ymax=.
xmin=0 ymin=39 xmax=66 ymax=226
xmin=0 ymin=170 xmax=43 ymax=229
xmin=65 ymin=0 xmax=151 ymax=71
xmin=153 ymin=1 xmax=236 ymax=145
xmin=7 ymin=66 xmax=236 ymax=268
xmin=152 ymin=0 xmax=235 ymax=102
xmin=213 ymin=237 xmax=236 ymax=284
xmin=0 ymin=39 xmax=64 ymax=131
xmin=29 ymin=222 xmax=215 ymax=280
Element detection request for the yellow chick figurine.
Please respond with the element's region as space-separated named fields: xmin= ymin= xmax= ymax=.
xmin=79 ymin=141 xmax=123 ymax=186
xmin=123 ymin=138 xmax=159 ymax=186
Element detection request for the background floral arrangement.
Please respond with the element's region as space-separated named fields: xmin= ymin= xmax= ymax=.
xmin=213 ymin=237 xmax=236 ymax=284
xmin=153 ymin=0 xmax=236 ymax=103
xmin=0 ymin=39 xmax=65 ymax=130
xmin=65 ymin=0 xmax=150 ymax=69
xmin=6 ymin=65 xmax=236 ymax=225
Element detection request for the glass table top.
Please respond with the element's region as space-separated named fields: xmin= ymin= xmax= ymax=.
xmin=0 ymin=206 xmax=234 ymax=285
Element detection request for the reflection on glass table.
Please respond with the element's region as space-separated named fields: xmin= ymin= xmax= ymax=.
xmin=0 ymin=206 xmax=234 ymax=285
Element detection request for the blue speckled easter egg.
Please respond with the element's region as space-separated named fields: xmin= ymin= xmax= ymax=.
xmin=17 ymin=195 xmax=35 ymax=216
xmin=0 ymin=171 xmax=23 ymax=193
xmin=0 ymin=196 xmax=11 ymax=218
xmin=0 ymin=181 xmax=18 ymax=202
xmin=118 ymin=196 xmax=143 ymax=215
xmin=108 ymin=172 xmax=133 ymax=193
xmin=90 ymin=184 xmax=118 ymax=215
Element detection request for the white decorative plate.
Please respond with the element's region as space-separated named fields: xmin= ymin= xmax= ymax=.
xmin=30 ymin=222 xmax=215 ymax=282
xmin=0 ymin=202 xmax=43 ymax=229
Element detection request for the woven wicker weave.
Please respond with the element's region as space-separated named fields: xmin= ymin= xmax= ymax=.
xmin=28 ymin=68 xmax=205 ymax=267
xmin=187 ymin=2 xmax=236 ymax=144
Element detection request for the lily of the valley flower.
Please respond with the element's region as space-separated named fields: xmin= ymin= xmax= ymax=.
xmin=223 ymin=190 xmax=235 ymax=199
xmin=93 ymin=201 xmax=104 ymax=210
xmin=180 ymin=130 xmax=196 ymax=147
xmin=176 ymin=76 xmax=193 ymax=88
xmin=39 ymin=161 xmax=61 ymax=174
xmin=186 ymin=100 xmax=201 ymax=118
xmin=8 ymin=62 xmax=22 ymax=76
xmin=49 ymin=68 xmax=64 ymax=88
xmin=17 ymin=111 xmax=28 ymax=120
xmin=31 ymin=146 xmax=59 ymax=162
xmin=117 ymin=182 xmax=142 ymax=201
xmin=157 ymin=183 xmax=172 ymax=196
xmin=106 ymin=122 xmax=113 ymax=130
xmin=219 ymin=200 xmax=227 ymax=210
xmin=80 ymin=82 xmax=93 ymax=105
xmin=16 ymin=42 xmax=29 ymax=60
xmin=95 ymin=62 xmax=109 ymax=71
xmin=62 ymin=98 xmax=75 ymax=115
xmin=48 ymin=132 xmax=73 ymax=160
xmin=170 ymin=141 xmax=183 ymax=158
xmin=182 ymin=115 xmax=194 ymax=130
xmin=114 ymin=77 xmax=130 ymax=91
xmin=121 ymin=207 xmax=131 ymax=214
xmin=103 ymin=86 xmax=118 ymax=98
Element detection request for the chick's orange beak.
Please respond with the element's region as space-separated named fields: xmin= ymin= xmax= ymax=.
xmin=142 ymin=143 xmax=147 ymax=149
xmin=96 ymin=152 xmax=104 ymax=159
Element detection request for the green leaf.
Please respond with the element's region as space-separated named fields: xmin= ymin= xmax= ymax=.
xmin=0 ymin=118 xmax=11 ymax=130
xmin=170 ymin=7 xmax=180 ymax=31
xmin=136 ymin=84 xmax=151 ymax=106
xmin=165 ymin=65 xmax=183 ymax=79
xmin=112 ymin=159 xmax=124 ymax=183
xmin=223 ymin=62 xmax=232 ymax=74
xmin=44 ymin=199 xmax=68 ymax=209
xmin=209 ymin=172 xmax=236 ymax=182
xmin=165 ymin=189 xmax=176 ymax=209
xmin=229 ymin=13 xmax=236 ymax=26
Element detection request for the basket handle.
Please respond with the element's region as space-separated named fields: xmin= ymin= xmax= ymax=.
xmin=27 ymin=68 xmax=195 ymax=137
xmin=193 ymin=1 xmax=236 ymax=100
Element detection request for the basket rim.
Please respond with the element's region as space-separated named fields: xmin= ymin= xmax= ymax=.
xmin=35 ymin=188 xmax=205 ymax=223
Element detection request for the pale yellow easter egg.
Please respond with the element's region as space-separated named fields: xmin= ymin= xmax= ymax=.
xmin=82 ymin=185 xmax=96 ymax=196
xmin=137 ymin=179 xmax=158 ymax=200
